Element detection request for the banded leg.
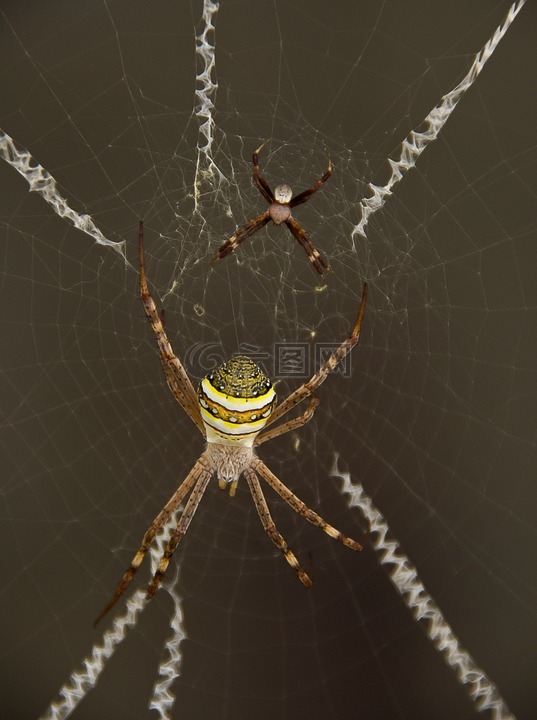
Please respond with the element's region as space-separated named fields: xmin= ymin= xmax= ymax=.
xmin=139 ymin=221 xmax=205 ymax=435
xmin=147 ymin=469 xmax=212 ymax=597
xmin=245 ymin=468 xmax=312 ymax=588
xmin=284 ymin=217 xmax=329 ymax=275
xmin=255 ymin=396 xmax=319 ymax=446
xmin=266 ymin=282 xmax=367 ymax=429
xmin=213 ymin=211 xmax=270 ymax=262
xmin=252 ymin=142 xmax=274 ymax=203
xmin=289 ymin=158 xmax=332 ymax=208
xmin=94 ymin=459 xmax=206 ymax=625
xmin=255 ymin=459 xmax=362 ymax=552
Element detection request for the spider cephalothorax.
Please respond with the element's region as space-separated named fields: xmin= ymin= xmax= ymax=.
xmin=214 ymin=143 xmax=332 ymax=274
xmin=94 ymin=221 xmax=367 ymax=625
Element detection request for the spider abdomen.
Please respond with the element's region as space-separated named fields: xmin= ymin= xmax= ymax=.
xmin=199 ymin=356 xmax=277 ymax=447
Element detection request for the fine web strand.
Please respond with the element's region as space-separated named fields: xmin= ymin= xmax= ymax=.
xmin=354 ymin=0 xmax=527 ymax=239
xmin=332 ymin=458 xmax=516 ymax=720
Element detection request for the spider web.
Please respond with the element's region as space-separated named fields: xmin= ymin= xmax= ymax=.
xmin=1 ymin=1 xmax=536 ymax=719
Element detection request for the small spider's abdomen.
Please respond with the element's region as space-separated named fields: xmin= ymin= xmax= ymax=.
xmin=273 ymin=183 xmax=293 ymax=205
xmin=199 ymin=356 xmax=277 ymax=447
xmin=269 ymin=202 xmax=292 ymax=226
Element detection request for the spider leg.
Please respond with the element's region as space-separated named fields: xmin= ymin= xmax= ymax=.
xmin=255 ymin=460 xmax=362 ymax=552
xmin=147 ymin=469 xmax=212 ymax=597
xmin=94 ymin=459 xmax=207 ymax=626
xmin=213 ymin=211 xmax=270 ymax=263
xmin=265 ymin=283 xmax=368 ymax=429
xmin=284 ymin=217 xmax=329 ymax=275
xmin=139 ymin=221 xmax=205 ymax=436
xmin=254 ymin=396 xmax=319 ymax=446
xmin=245 ymin=468 xmax=312 ymax=588
xmin=289 ymin=158 xmax=332 ymax=208
xmin=252 ymin=142 xmax=275 ymax=203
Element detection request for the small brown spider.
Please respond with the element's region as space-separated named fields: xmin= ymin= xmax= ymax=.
xmin=214 ymin=143 xmax=332 ymax=274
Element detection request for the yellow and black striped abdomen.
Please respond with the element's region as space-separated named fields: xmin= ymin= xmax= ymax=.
xmin=198 ymin=356 xmax=277 ymax=447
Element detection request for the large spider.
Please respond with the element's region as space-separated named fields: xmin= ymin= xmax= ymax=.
xmin=213 ymin=143 xmax=332 ymax=274
xmin=95 ymin=221 xmax=367 ymax=625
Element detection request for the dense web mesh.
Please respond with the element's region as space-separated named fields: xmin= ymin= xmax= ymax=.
xmin=1 ymin=2 xmax=536 ymax=719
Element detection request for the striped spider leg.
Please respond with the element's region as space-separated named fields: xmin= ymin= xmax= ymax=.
xmin=257 ymin=282 xmax=368 ymax=434
xmin=213 ymin=143 xmax=332 ymax=274
xmin=95 ymin=222 xmax=367 ymax=625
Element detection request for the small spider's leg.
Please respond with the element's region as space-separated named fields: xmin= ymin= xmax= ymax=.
xmin=284 ymin=218 xmax=329 ymax=275
xmin=252 ymin=142 xmax=275 ymax=204
xmin=139 ymin=221 xmax=205 ymax=436
xmin=245 ymin=468 xmax=312 ymax=588
xmin=265 ymin=282 xmax=367 ymax=430
xmin=289 ymin=158 xmax=332 ymax=208
xmin=255 ymin=460 xmax=362 ymax=552
xmin=147 ymin=469 xmax=212 ymax=598
xmin=255 ymin=396 xmax=319 ymax=446
xmin=213 ymin=211 xmax=270 ymax=263
xmin=94 ymin=459 xmax=206 ymax=626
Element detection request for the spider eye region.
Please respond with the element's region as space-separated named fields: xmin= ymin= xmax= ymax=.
xmin=198 ymin=356 xmax=277 ymax=447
